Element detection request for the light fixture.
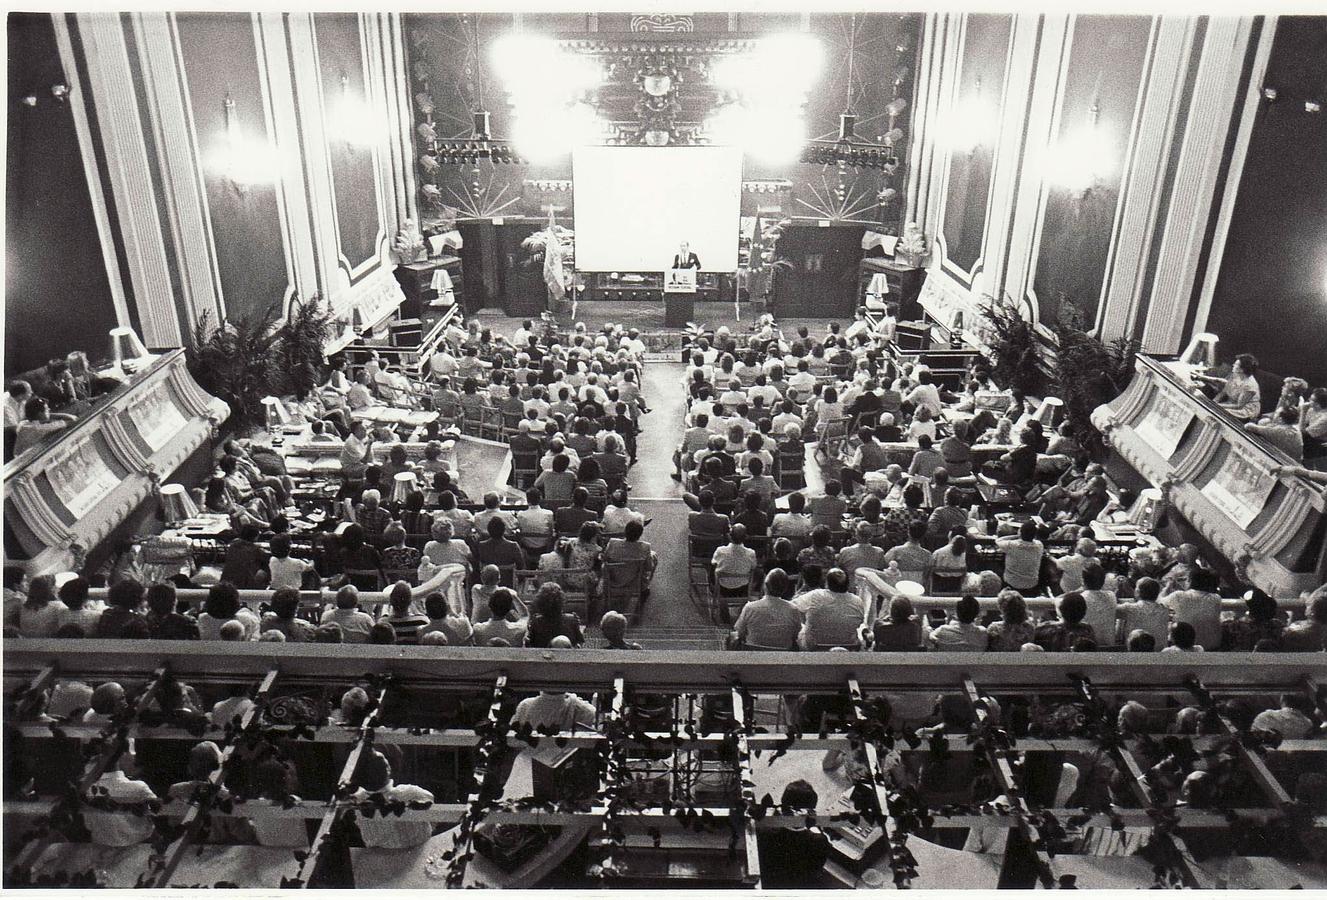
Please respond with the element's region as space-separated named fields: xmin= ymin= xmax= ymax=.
xmin=108 ymin=326 xmax=153 ymax=374
xmin=50 ymin=83 xmax=68 ymax=102
xmin=1261 ymin=86 xmax=1278 ymax=102
xmin=1047 ymin=86 xmax=1114 ymax=196
xmin=941 ymin=75 xmax=997 ymax=155
xmin=158 ymin=483 xmax=200 ymax=525
xmin=1306 ymin=100 xmax=1322 ymax=114
xmin=705 ymin=33 xmax=820 ymax=164
xmin=21 ymin=95 xmax=37 ymax=107
xmin=390 ymin=471 xmax=419 ymax=505
xmin=330 ymin=74 xmax=381 ymax=147
xmin=1179 ymin=331 xmax=1219 ymax=369
xmin=491 ymin=33 xmax=605 ymax=161
xmin=215 ymin=92 xmax=279 ymax=192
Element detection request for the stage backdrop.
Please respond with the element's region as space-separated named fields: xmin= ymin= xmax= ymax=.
xmin=572 ymin=146 xmax=741 ymax=272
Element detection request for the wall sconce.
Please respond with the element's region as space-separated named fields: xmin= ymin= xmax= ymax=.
xmin=944 ymin=75 xmax=995 ymax=155
xmin=329 ymin=74 xmax=380 ymax=147
xmin=1048 ymin=81 xmax=1114 ymax=196
xmin=21 ymin=95 xmax=37 ymax=107
xmin=216 ymin=92 xmax=277 ymax=194
xmin=50 ymin=83 xmax=68 ymax=102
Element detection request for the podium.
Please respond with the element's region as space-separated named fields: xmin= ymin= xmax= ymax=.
xmin=664 ymin=267 xmax=697 ymax=327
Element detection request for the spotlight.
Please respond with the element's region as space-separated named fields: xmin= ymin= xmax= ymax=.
xmin=21 ymin=95 xmax=37 ymax=107
xmin=50 ymin=83 xmax=68 ymax=102
xmin=1306 ymin=100 xmax=1322 ymax=114
xmin=1261 ymin=86 xmax=1278 ymax=102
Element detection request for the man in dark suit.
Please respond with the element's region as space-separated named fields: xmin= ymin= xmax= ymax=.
xmin=672 ymin=241 xmax=701 ymax=270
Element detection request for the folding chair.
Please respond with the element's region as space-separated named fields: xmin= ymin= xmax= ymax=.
xmin=500 ymin=411 xmax=524 ymax=442
xmin=687 ymin=535 xmax=716 ymax=618
xmin=777 ymin=446 xmax=807 ymax=492
xmin=478 ymin=405 xmax=503 ymax=441
xmin=460 ymin=405 xmax=484 ymax=436
xmin=382 ymin=566 xmax=419 ymax=587
xmin=510 ymin=448 xmax=540 ymax=489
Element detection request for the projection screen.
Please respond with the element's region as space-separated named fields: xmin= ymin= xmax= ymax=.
xmin=572 ymin=146 xmax=742 ymax=272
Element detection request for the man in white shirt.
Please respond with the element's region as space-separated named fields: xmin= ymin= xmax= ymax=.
xmin=622 ymin=329 xmax=646 ymax=358
xmin=350 ymin=750 xmax=435 ymax=848
xmin=512 ymin=690 xmax=598 ymax=731
xmin=788 ymin=360 xmax=817 ymax=395
xmin=720 ymin=379 xmax=748 ymax=408
xmin=837 ymin=523 xmax=888 ymax=579
xmin=794 ymin=568 xmax=865 ymax=649
xmin=1251 ymin=695 xmax=1316 ymax=739
xmin=903 ymin=370 xmax=943 ymax=418
xmin=995 ymin=521 xmax=1044 ymax=592
xmin=340 ymin=422 xmax=373 ymax=481
xmin=602 ymin=495 xmax=645 ymax=535
xmin=732 ymin=569 xmax=804 ymax=650
xmin=516 ymin=489 xmax=555 ymax=542
xmin=771 ymin=492 xmax=815 ymax=539
xmin=429 ymin=347 xmax=459 ymax=382
xmin=1054 ymin=539 xmax=1097 ymax=593
xmin=926 ymin=594 xmax=989 ymax=651
xmin=347 ymin=371 xmax=375 ymax=411
xmin=512 ymin=319 xmax=533 ymax=348
xmin=1079 ymin=563 xmax=1118 ymax=646
xmin=712 ymin=525 xmax=759 ymax=593
xmin=1161 ymin=568 xmax=1223 ymax=651
xmin=84 ymin=751 xmax=158 ymax=846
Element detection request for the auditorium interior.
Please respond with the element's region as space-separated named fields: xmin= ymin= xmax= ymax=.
xmin=6 ymin=7 xmax=1327 ymax=892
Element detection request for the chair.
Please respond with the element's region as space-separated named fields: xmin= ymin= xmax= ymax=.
xmin=478 ymin=405 xmax=503 ymax=441
xmin=601 ymin=559 xmax=646 ymax=621
xmin=816 ymin=417 xmax=850 ymax=460
xmin=460 ymin=404 xmax=484 ymax=436
xmin=434 ymin=399 xmax=461 ymax=430
xmin=342 ymin=568 xmax=384 ymax=591
xmin=510 ymin=449 xmax=540 ymax=489
xmin=777 ymin=447 xmax=806 ymax=492
xmin=687 ymin=535 xmax=716 ymax=617
xmin=500 ymin=411 xmax=524 ymax=441
xmin=516 ymin=531 xmax=555 ymax=557
xmin=382 ymin=566 xmax=419 ymax=587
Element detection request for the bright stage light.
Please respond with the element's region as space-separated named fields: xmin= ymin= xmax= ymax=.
xmin=705 ymin=103 xmax=807 ymax=165
xmin=706 ymin=34 xmax=819 ymax=164
xmin=513 ymin=102 xmax=607 ymax=164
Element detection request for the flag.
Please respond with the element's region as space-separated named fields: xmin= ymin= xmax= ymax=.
xmin=542 ymin=211 xmax=565 ymax=302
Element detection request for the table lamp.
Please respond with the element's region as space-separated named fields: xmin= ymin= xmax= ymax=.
xmin=261 ymin=396 xmax=291 ymax=431
xmin=1031 ymin=396 xmax=1063 ymax=426
xmin=109 ymin=326 xmax=153 ymax=374
xmin=895 ymin=580 xmax=925 ymax=598
xmin=160 ymin=483 xmax=200 ymax=524
xmin=391 ymin=471 xmax=419 ymax=505
xmin=1179 ymin=332 xmax=1219 ymax=369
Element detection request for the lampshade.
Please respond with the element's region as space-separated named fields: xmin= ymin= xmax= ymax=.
xmin=895 ymin=580 xmax=925 ymax=598
xmin=1179 ymin=332 xmax=1219 ymax=368
xmin=391 ymin=471 xmax=419 ymax=505
xmin=1032 ymin=396 xmax=1064 ymax=426
xmin=261 ymin=396 xmax=291 ymax=430
xmin=160 ymin=482 xmax=200 ymax=524
xmin=109 ymin=326 xmax=152 ymax=373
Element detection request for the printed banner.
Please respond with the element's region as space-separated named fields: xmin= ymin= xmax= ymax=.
xmin=1201 ymin=442 xmax=1275 ymax=530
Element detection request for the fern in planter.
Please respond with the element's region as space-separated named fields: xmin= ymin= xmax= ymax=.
xmin=187 ymin=305 xmax=283 ymax=428
xmin=979 ymin=294 xmax=1044 ymax=395
xmin=1053 ymin=323 xmax=1139 ymax=456
xmin=277 ymin=294 xmax=338 ymax=400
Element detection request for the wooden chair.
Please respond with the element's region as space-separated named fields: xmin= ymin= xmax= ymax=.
xmin=432 ymin=398 xmax=461 ymax=429
xmin=382 ymin=566 xmax=419 ymax=587
xmin=478 ymin=405 xmax=503 ymax=441
xmin=687 ymin=535 xmax=716 ymax=617
xmin=500 ymin=411 xmax=524 ymax=441
xmin=601 ymin=558 xmax=647 ymax=621
xmin=342 ymin=568 xmax=384 ymax=591
xmin=776 ymin=446 xmax=806 ymax=492
xmin=816 ymin=417 xmax=850 ymax=460
xmin=460 ymin=404 xmax=484 ymax=436
xmin=510 ymin=449 xmax=540 ymax=489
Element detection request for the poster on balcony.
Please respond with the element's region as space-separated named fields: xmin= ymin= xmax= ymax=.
xmin=1134 ymin=384 xmax=1194 ymax=460
xmin=1201 ymin=442 xmax=1274 ymax=530
xmin=125 ymin=382 xmax=187 ymax=452
xmin=46 ymin=437 xmax=119 ymax=520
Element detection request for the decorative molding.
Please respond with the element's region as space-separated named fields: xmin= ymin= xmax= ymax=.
xmin=1187 ymin=16 xmax=1277 ymax=345
xmin=50 ymin=14 xmax=134 ymax=332
xmin=1140 ymin=17 xmax=1257 ymax=352
xmin=131 ymin=12 xmax=225 ymax=330
xmin=1096 ymin=17 xmax=1195 ymax=341
xmin=76 ymin=13 xmax=183 ymax=347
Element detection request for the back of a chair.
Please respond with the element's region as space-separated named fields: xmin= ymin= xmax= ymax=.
xmin=601 ymin=559 xmax=645 ymax=616
xmin=382 ymin=566 xmax=419 ymax=587
xmin=742 ymin=641 xmax=796 ymax=652
xmin=342 ymin=568 xmax=384 ymax=591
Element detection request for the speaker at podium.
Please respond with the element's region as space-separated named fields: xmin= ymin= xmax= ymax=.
xmin=664 ymin=267 xmax=697 ymax=326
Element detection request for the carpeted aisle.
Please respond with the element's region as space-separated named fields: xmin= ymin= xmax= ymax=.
xmin=631 ymin=362 xmax=713 ymax=629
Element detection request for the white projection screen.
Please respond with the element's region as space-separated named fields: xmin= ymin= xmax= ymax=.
xmin=572 ymin=146 xmax=742 ymax=272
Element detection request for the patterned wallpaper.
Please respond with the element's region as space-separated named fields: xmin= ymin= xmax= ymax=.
xmin=403 ymin=13 xmax=921 ymax=232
